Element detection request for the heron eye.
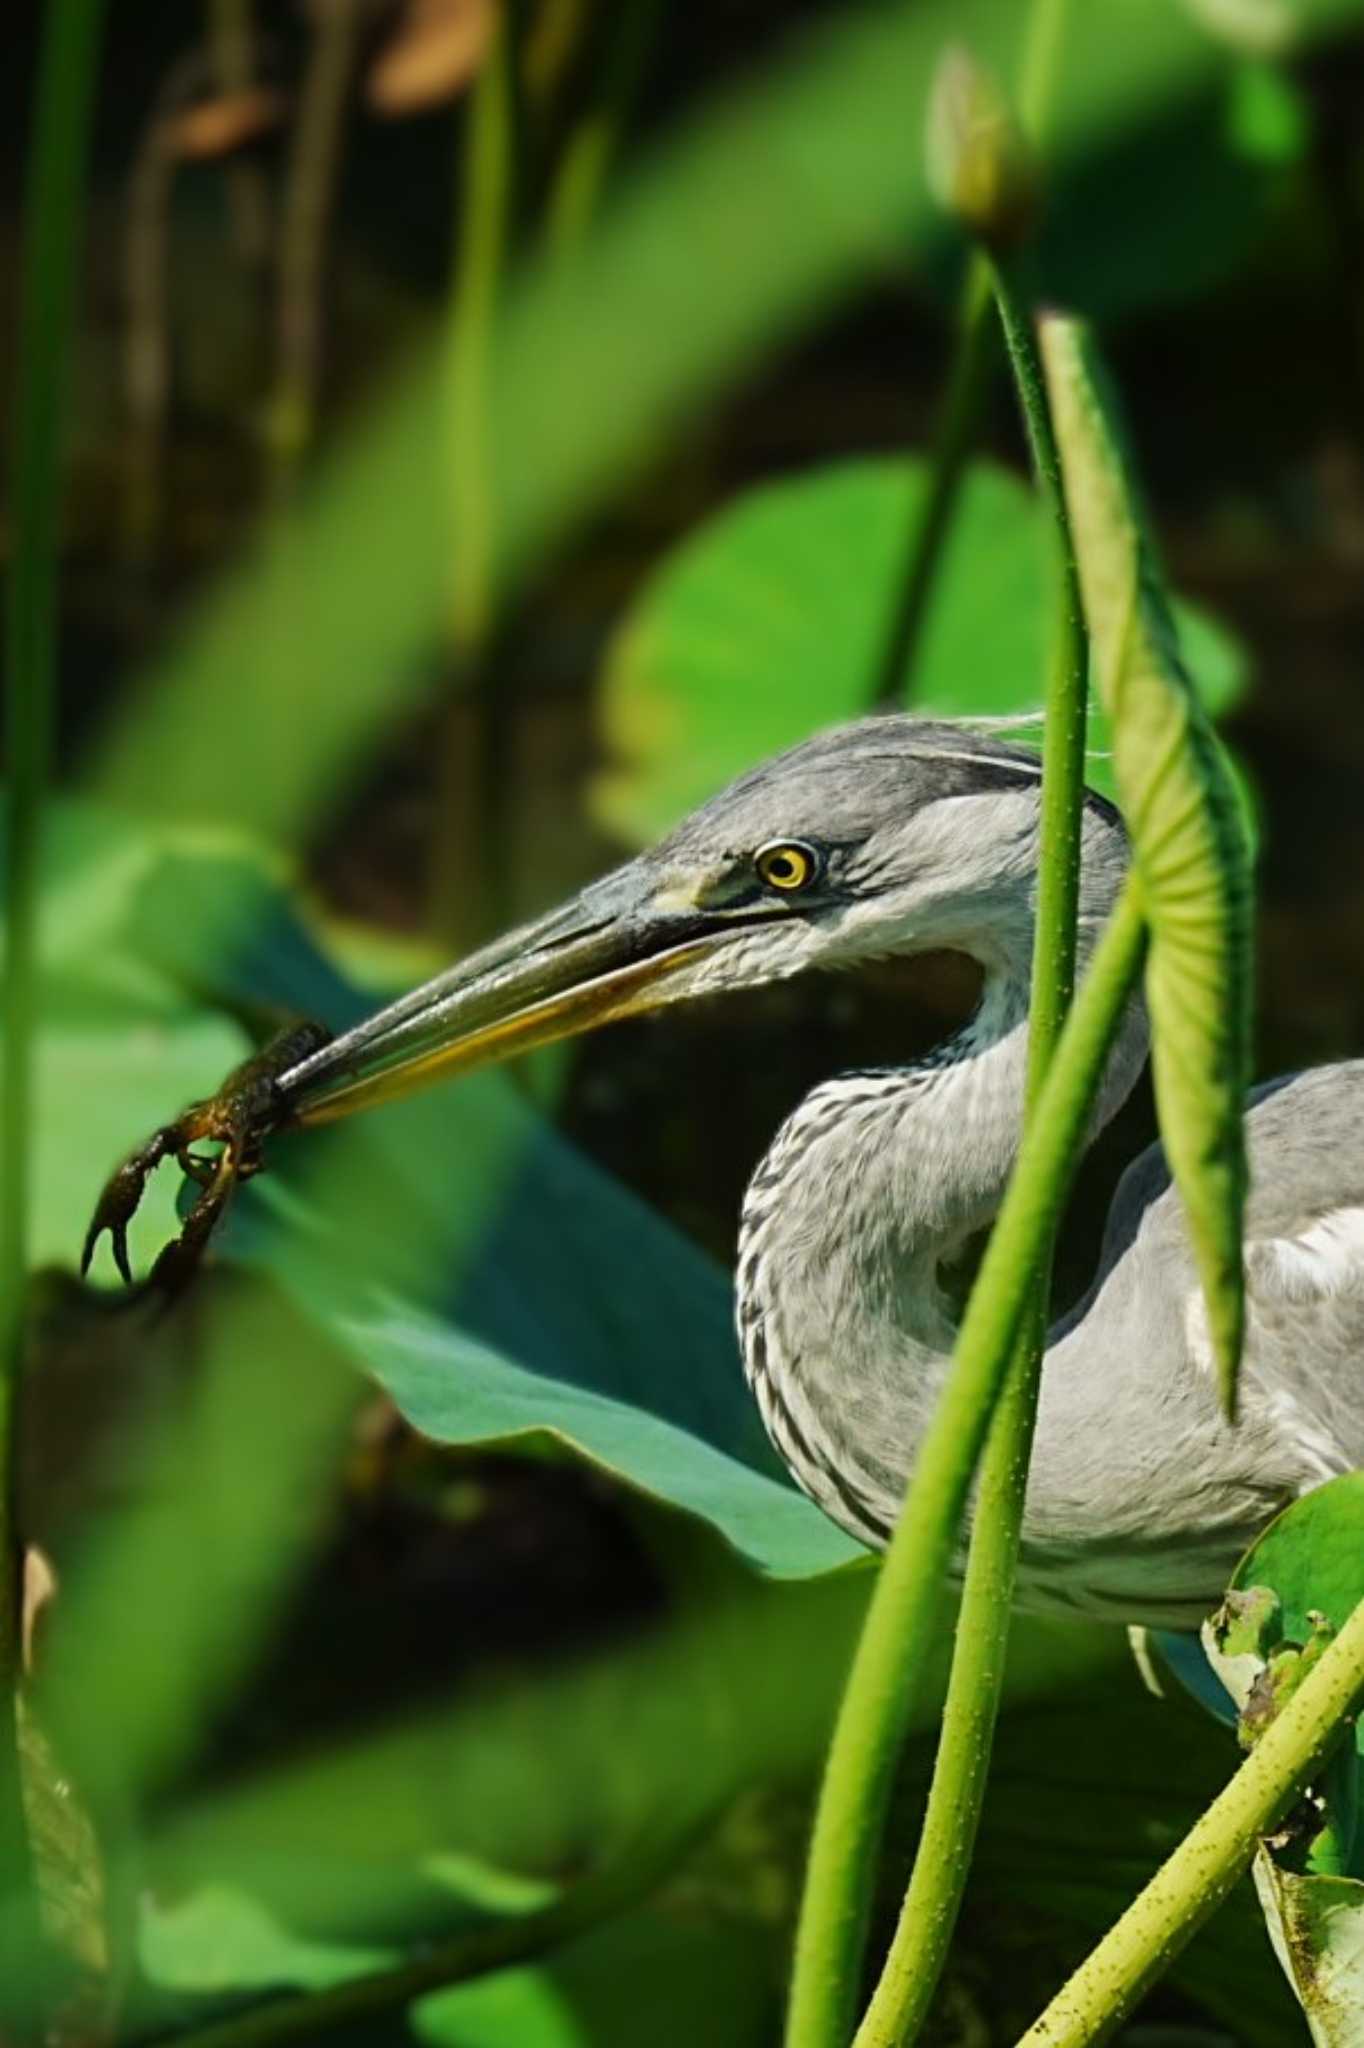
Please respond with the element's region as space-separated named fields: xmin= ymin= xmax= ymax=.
xmin=755 ymin=841 xmax=818 ymax=893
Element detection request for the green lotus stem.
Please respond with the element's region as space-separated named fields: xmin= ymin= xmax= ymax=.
xmin=850 ymin=256 xmax=1088 ymax=2048
xmin=782 ymin=880 xmax=1147 ymax=2048
xmin=267 ymin=0 xmax=362 ymax=485
xmin=2 ymin=0 xmax=107 ymax=1992
xmin=1015 ymin=1593 xmax=1364 ymax=2047
xmin=871 ymin=254 xmax=995 ymax=708
xmin=446 ymin=17 xmax=515 ymax=661
xmin=208 ymin=0 xmax=271 ymax=271
xmin=1017 ymin=0 xmax=1073 ymax=137
xmin=874 ymin=0 xmax=1073 ymax=710
xmin=544 ymin=0 xmax=663 ymax=255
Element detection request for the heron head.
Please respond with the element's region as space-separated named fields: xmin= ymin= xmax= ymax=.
xmin=280 ymin=717 xmax=1126 ymax=1124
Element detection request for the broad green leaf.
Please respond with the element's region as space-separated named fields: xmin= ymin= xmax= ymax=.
xmin=132 ymin=1570 xmax=1289 ymax=2043
xmin=88 ymin=0 xmax=1364 ymax=862
xmin=1208 ymin=1484 xmax=1364 ymax=2039
xmin=1028 ymin=57 xmax=1306 ymax=318
xmin=0 ymin=802 xmax=251 ymax=1275
xmin=34 ymin=1011 xmax=246 ymax=1277
xmin=141 ymin=1559 xmax=1115 ymax=1942
xmin=1224 ymin=1473 xmax=1364 ymax=1771
xmin=223 ymin=966 xmax=861 ymax=1577
xmin=140 ymin=1884 xmax=776 ymax=2048
xmin=413 ymin=1909 xmax=776 ymax=2048
xmin=37 ymin=799 xmax=857 ymax=1580
xmin=1041 ymin=316 xmax=1252 ymax=1411
xmin=142 ymin=1884 xmax=393 ymax=1996
xmin=1181 ymin=0 xmax=1300 ymax=55
xmin=592 ymin=457 xmax=1246 ymax=845
xmin=1229 ymin=1474 xmax=1364 ymax=1647
xmin=968 ymin=1671 xmax=1299 ymax=2045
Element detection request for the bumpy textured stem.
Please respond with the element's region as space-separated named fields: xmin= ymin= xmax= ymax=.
xmin=2 ymin=0 xmax=108 ymax=1997
xmin=782 ymin=881 xmax=1146 ymax=2048
xmin=1016 ymin=1593 xmax=1364 ymax=2046
xmin=850 ymin=259 xmax=1089 ymax=2048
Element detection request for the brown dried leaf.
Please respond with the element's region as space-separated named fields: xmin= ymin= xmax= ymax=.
xmin=367 ymin=0 xmax=499 ymax=114
xmin=163 ymin=86 xmax=285 ymax=162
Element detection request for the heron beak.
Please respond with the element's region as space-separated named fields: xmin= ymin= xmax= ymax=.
xmin=275 ymin=878 xmax=723 ymax=1127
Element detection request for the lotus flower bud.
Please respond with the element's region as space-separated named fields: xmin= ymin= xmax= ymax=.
xmin=925 ymin=44 xmax=1036 ymax=252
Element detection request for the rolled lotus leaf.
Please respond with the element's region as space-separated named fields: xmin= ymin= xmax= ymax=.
xmin=1040 ymin=314 xmax=1251 ymax=1413
xmin=1253 ymin=1863 xmax=1364 ymax=2048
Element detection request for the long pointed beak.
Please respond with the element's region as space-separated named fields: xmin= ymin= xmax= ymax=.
xmin=275 ymin=876 xmax=725 ymax=1126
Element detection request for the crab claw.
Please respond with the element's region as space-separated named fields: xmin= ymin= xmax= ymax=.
xmin=80 ymin=1127 xmax=177 ymax=1285
xmin=146 ymin=1146 xmax=241 ymax=1297
xmin=80 ymin=1020 xmax=333 ymax=1291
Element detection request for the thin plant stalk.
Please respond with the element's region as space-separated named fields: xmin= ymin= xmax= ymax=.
xmin=447 ymin=18 xmax=516 ymax=661
xmin=850 ymin=256 xmax=1089 ymax=2048
xmin=158 ymin=1818 xmax=704 ymax=2048
xmin=2 ymin=0 xmax=108 ymax=1989
xmin=209 ymin=0 xmax=272 ymax=271
xmin=870 ymin=254 xmax=995 ymax=708
xmin=543 ymin=0 xmax=663 ymax=255
xmin=432 ymin=0 xmax=661 ymax=950
xmin=782 ymin=879 xmax=1147 ymax=2048
xmin=122 ymin=53 xmax=200 ymax=569
xmin=872 ymin=0 xmax=1073 ymax=709
xmin=429 ymin=14 xmax=518 ymax=950
xmin=1016 ymin=0 xmax=1072 ymax=137
xmin=1015 ymin=1591 xmax=1364 ymax=2047
xmin=267 ymin=0 xmax=363 ymax=488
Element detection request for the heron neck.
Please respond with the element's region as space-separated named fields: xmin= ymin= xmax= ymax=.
xmin=736 ymin=923 xmax=1148 ymax=1548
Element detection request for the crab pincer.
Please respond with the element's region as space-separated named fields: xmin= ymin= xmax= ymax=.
xmin=80 ymin=1020 xmax=333 ymax=1293
xmin=80 ymin=1127 xmax=179 ymax=1286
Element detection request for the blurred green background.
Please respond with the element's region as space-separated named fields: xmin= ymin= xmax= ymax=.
xmin=8 ymin=1 xmax=1364 ymax=2041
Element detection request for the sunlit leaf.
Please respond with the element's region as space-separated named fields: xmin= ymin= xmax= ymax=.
xmin=142 ymin=1883 xmax=392 ymax=1996
xmin=130 ymin=1561 xmax=1289 ymax=2041
xmin=0 ymin=802 xmax=251 ymax=1276
xmin=1041 ymin=315 xmax=1252 ymax=1411
xmin=140 ymin=1887 xmax=778 ymax=2048
xmin=1228 ymin=1474 xmax=1364 ymax=1647
xmin=1208 ymin=1484 xmax=1364 ymax=2039
xmin=593 ymin=457 xmax=1246 ymax=845
xmin=32 ymin=799 xmax=855 ymax=1579
xmin=412 ymin=1907 xmax=776 ymax=2048
xmin=88 ymin=0 xmax=1364 ymax=865
xmin=1181 ymin=0 xmax=1300 ymax=57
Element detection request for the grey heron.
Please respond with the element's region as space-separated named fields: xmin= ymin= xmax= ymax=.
xmin=91 ymin=716 xmax=1364 ymax=1627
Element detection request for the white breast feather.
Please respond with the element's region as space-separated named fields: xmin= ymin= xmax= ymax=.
xmin=1182 ymin=1205 xmax=1364 ymax=1484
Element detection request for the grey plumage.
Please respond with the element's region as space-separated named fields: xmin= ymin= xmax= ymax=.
xmin=654 ymin=717 xmax=1364 ymax=1627
xmin=284 ymin=714 xmax=1364 ymax=1628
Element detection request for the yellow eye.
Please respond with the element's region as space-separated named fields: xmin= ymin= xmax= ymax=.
xmin=755 ymin=841 xmax=818 ymax=893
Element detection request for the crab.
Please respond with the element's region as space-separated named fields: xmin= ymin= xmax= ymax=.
xmin=81 ymin=1020 xmax=333 ymax=1293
